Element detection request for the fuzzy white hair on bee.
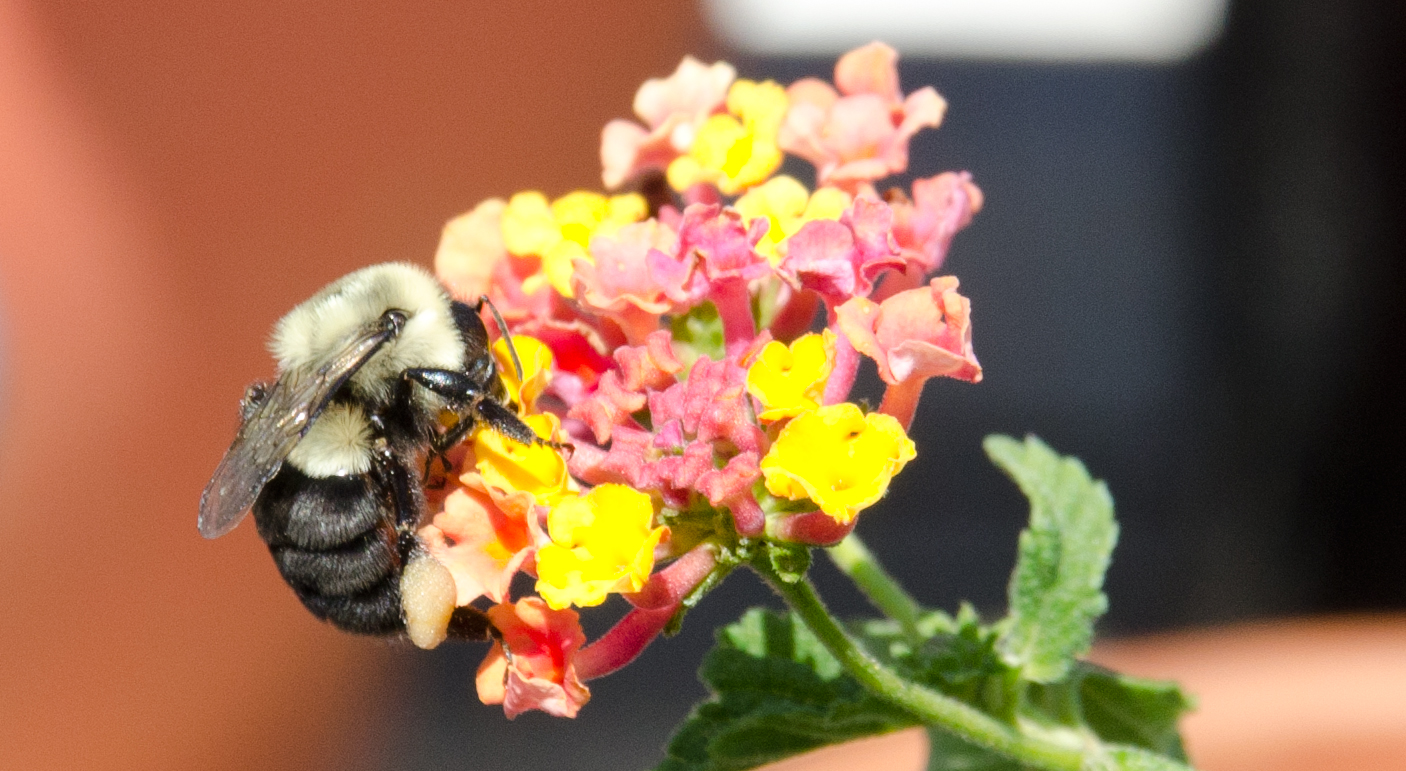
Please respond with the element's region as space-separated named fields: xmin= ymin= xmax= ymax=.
xmin=286 ymin=402 xmax=374 ymax=478
xmin=270 ymin=262 xmax=466 ymax=403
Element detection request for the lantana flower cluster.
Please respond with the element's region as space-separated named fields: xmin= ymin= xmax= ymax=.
xmin=423 ymin=42 xmax=983 ymax=720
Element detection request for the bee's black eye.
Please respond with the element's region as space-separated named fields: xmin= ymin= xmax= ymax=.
xmin=383 ymin=310 xmax=409 ymax=335
xmin=466 ymin=351 xmax=495 ymax=386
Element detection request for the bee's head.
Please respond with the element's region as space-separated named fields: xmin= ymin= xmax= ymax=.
xmin=271 ymin=264 xmax=465 ymax=403
xmin=455 ymin=296 xmax=519 ymax=405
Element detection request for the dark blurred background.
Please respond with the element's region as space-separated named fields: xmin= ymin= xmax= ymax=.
xmin=0 ymin=1 xmax=1402 ymax=769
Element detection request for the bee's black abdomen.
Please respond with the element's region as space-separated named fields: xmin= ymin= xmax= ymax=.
xmin=299 ymin=580 xmax=405 ymax=635
xmin=271 ymin=527 xmax=396 ymax=596
xmin=254 ymin=463 xmax=410 ymax=637
xmin=255 ymin=468 xmax=386 ymax=550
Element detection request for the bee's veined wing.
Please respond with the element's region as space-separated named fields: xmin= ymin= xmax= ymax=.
xmin=198 ymin=312 xmax=404 ymax=538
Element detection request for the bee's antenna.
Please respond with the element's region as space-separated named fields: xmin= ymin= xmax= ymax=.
xmin=478 ymin=295 xmax=524 ymax=383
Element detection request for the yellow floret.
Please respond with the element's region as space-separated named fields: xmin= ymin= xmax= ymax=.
xmin=500 ymin=190 xmax=647 ymax=297
xmin=492 ymin=334 xmax=554 ymax=414
xmin=736 ymin=177 xmax=854 ymax=264
xmin=745 ymin=330 xmax=836 ymax=420
xmin=760 ymin=403 xmax=916 ymax=523
xmin=667 ymin=79 xmax=788 ymax=196
xmin=535 ymin=485 xmax=666 ymax=609
xmin=474 ymin=413 xmax=570 ymax=506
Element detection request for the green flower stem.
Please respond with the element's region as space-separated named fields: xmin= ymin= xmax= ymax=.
xmin=826 ymin=534 xmax=924 ymax=643
xmin=754 ymin=558 xmax=1085 ymax=771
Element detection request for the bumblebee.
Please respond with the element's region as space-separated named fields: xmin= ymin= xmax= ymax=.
xmin=200 ymin=263 xmax=539 ymax=647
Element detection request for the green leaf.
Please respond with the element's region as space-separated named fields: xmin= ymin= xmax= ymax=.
xmin=1091 ymin=745 xmax=1197 ymax=771
xmin=851 ymin=608 xmax=958 ymax=662
xmin=926 ymin=727 xmax=1023 ymax=771
xmin=657 ymin=609 xmax=917 ymax=771
xmin=1079 ymin=666 xmax=1193 ymax=760
xmin=985 ymin=435 xmax=1118 ymax=683
xmin=658 ymin=604 xmax=1199 ymax=771
xmin=861 ymin=606 xmax=1009 ymax=713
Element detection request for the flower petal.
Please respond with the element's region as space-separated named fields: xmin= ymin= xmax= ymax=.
xmin=492 ymin=334 xmax=554 ymax=413
xmin=890 ymin=172 xmax=982 ymax=274
xmin=476 ymin=413 xmax=569 ymax=497
xmin=477 ymin=598 xmax=590 ymax=719
xmin=834 ymin=41 xmax=902 ymax=102
xmin=778 ymin=42 xmax=943 ymax=189
xmin=837 ymin=276 xmax=981 ymax=385
xmin=435 ymin=198 xmax=508 ymax=302
xmin=419 ymin=480 xmax=533 ymax=606
xmin=779 ymin=198 xmax=904 ymax=304
xmin=746 ymin=330 xmax=836 ymax=421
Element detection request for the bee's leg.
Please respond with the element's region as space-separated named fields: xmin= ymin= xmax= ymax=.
xmin=404 ymin=369 xmax=488 ymax=482
xmin=431 ymin=411 xmax=477 ymax=455
xmin=402 ymin=368 xmax=545 ymax=448
xmin=421 ymin=456 xmax=452 ymax=488
xmin=403 ymin=368 xmax=488 ymax=403
xmin=359 ymin=402 xmax=492 ymax=647
xmin=372 ymin=447 xmax=481 ymax=646
xmin=474 ymin=397 xmax=551 ymax=448
xmin=420 ymin=447 xmax=449 ymax=487
xmin=420 ymin=417 xmax=473 ymax=487
xmin=445 ymin=604 xmax=495 ymax=642
xmin=420 ymin=411 xmax=474 ymax=484
xmin=367 ymin=444 xmax=418 ymax=534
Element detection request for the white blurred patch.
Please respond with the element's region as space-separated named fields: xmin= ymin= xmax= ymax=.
xmin=704 ymin=0 xmax=1227 ymax=62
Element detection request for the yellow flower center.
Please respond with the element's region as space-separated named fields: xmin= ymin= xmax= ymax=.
xmin=474 ymin=413 xmax=570 ymax=505
xmin=735 ymin=177 xmax=854 ymax=264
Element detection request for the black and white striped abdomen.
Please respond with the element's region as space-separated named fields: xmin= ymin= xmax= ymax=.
xmin=251 ymin=464 xmax=408 ymax=635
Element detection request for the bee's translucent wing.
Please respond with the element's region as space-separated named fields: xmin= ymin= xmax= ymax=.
xmin=198 ymin=312 xmax=403 ymax=538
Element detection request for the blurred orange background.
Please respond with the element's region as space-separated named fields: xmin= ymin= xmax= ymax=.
xmin=0 ymin=1 xmax=710 ymax=768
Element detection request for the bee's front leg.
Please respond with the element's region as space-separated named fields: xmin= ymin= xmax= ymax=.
xmin=402 ymin=368 xmax=552 ymax=451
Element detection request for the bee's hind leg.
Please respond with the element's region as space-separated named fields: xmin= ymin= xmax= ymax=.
xmin=446 ymin=604 xmax=495 ymax=642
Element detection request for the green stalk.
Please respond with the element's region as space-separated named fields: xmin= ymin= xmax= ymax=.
xmin=827 ymin=533 xmax=924 ymax=643
xmin=754 ymin=558 xmax=1085 ymax=771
